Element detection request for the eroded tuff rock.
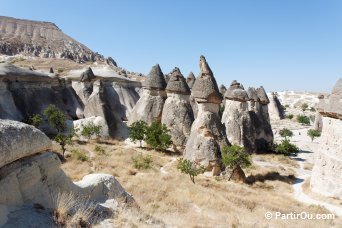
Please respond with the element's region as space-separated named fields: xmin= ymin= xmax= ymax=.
xmin=161 ymin=67 xmax=194 ymax=151
xmin=186 ymin=72 xmax=196 ymax=89
xmin=222 ymin=81 xmax=255 ymax=152
xmin=311 ymin=78 xmax=342 ymax=199
xmin=268 ymin=92 xmax=285 ymax=121
xmin=0 ymin=120 xmax=133 ymax=227
xmin=0 ymin=63 xmax=84 ymax=134
xmin=184 ymin=56 xmax=228 ymax=175
xmin=219 ymin=84 xmax=227 ymax=97
xmin=129 ymin=64 xmax=167 ymax=124
xmin=73 ymin=116 xmax=109 ymax=139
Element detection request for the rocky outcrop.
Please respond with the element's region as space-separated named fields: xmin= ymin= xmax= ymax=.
xmin=313 ymin=94 xmax=325 ymax=131
xmin=186 ymin=72 xmax=196 ymax=89
xmin=184 ymin=56 xmax=228 ymax=175
xmin=219 ymin=84 xmax=227 ymax=97
xmin=268 ymin=92 xmax=285 ymax=120
xmin=222 ymin=81 xmax=255 ymax=152
xmin=0 ymin=16 xmax=105 ymax=63
xmin=0 ymin=63 xmax=83 ymax=134
xmin=161 ymin=67 xmax=194 ymax=151
xmin=311 ymin=78 xmax=342 ymax=199
xmin=128 ymin=64 xmax=167 ymax=125
xmin=0 ymin=120 xmax=133 ymax=227
xmin=249 ymin=86 xmax=274 ymax=151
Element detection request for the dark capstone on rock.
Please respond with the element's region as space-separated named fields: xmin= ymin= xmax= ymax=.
xmin=165 ymin=67 xmax=191 ymax=95
xmin=80 ymin=67 xmax=95 ymax=82
xmin=142 ymin=64 xmax=167 ymax=90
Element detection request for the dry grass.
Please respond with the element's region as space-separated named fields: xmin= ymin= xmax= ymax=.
xmin=304 ymin=162 xmax=314 ymax=170
xmin=60 ymin=141 xmax=341 ymax=227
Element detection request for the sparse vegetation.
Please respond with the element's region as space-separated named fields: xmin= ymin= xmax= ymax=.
xmin=307 ymin=129 xmax=321 ymax=142
xmin=310 ymin=107 xmax=316 ymax=112
xmin=128 ymin=120 xmax=148 ymax=148
xmin=71 ymin=149 xmax=88 ymax=162
xmin=25 ymin=114 xmax=43 ymax=128
xmin=297 ymin=115 xmax=310 ymax=125
xmin=301 ymin=103 xmax=309 ymax=111
xmin=279 ymin=128 xmax=293 ymax=140
xmin=52 ymin=191 xmax=95 ymax=227
xmin=274 ymin=139 xmax=299 ymax=155
xmin=145 ymin=122 xmax=172 ymax=151
xmin=286 ymin=114 xmax=294 ymax=119
xmin=80 ymin=122 xmax=102 ymax=140
xmin=177 ymin=158 xmax=206 ymax=184
xmin=132 ymin=154 xmax=153 ymax=169
xmin=221 ymin=145 xmax=252 ymax=182
xmin=94 ymin=145 xmax=106 ymax=155
xmin=57 ymin=68 xmax=64 ymax=73
xmin=11 ymin=56 xmax=26 ymax=63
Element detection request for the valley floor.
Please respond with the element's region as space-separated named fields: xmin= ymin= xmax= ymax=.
xmin=58 ymin=119 xmax=342 ymax=227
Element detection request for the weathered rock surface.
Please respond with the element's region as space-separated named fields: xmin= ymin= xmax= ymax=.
xmin=222 ymin=81 xmax=255 ymax=152
xmin=184 ymin=56 xmax=228 ymax=174
xmin=162 ymin=68 xmax=194 ymax=151
xmin=0 ymin=120 xmax=52 ymax=167
xmin=311 ymin=78 xmax=342 ymax=199
xmin=0 ymin=119 xmax=133 ymax=226
xmin=129 ymin=64 xmax=167 ymax=124
xmin=268 ymin=92 xmax=285 ymax=121
xmin=186 ymin=72 xmax=196 ymax=89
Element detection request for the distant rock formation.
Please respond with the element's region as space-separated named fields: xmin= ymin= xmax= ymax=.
xmin=268 ymin=92 xmax=285 ymax=120
xmin=0 ymin=16 xmax=105 ymax=63
xmin=128 ymin=64 xmax=167 ymax=124
xmin=313 ymin=94 xmax=325 ymax=131
xmin=219 ymin=84 xmax=227 ymax=96
xmin=161 ymin=67 xmax=194 ymax=152
xmin=184 ymin=56 xmax=228 ymax=175
xmin=311 ymin=78 xmax=342 ymax=199
xmin=222 ymin=80 xmax=255 ymax=152
xmin=186 ymin=72 xmax=196 ymax=89
xmin=0 ymin=119 xmax=133 ymax=227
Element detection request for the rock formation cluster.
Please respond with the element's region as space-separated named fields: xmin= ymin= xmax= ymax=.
xmin=128 ymin=64 xmax=167 ymax=125
xmin=184 ymin=56 xmax=228 ymax=175
xmin=161 ymin=67 xmax=194 ymax=151
xmin=0 ymin=120 xmax=133 ymax=226
xmin=311 ymin=78 xmax=342 ymax=199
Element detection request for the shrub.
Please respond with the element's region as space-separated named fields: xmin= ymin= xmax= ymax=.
xmin=55 ymin=133 xmax=73 ymax=158
xmin=221 ymin=145 xmax=252 ymax=181
xmin=128 ymin=120 xmax=148 ymax=148
xmin=279 ymin=128 xmax=293 ymax=140
xmin=44 ymin=104 xmax=67 ymax=133
xmin=71 ymin=149 xmax=88 ymax=162
xmin=132 ymin=154 xmax=153 ymax=169
xmin=281 ymin=105 xmax=287 ymax=111
xmin=80 ymin=122 xmax=102 ymax=140
xmin=310 ymin=107 xmax=316 ymax=112
xmin=286 ymin=114 xmax=294 ymax=119
xmin=301 ymin=103 xmax=309 ymax=111
xmin=307 ymin=129 xmax=321 ymax=142
xmin=94 ymin=145 xmax=106 ymax=155
xmin=57 ymin=68 xmax=64 ymax=74
xmin=297 ymin=115 xmax=310 ymax=125
xmin=26 ymin=114 xmax=43 ymax=128
xmin=275 ymin=140 xmax=299 ymax=155
xmin=177 ymin=158 xmax=206 ymax=184
xmin=145 ymin=122 xmax=172 ymax=151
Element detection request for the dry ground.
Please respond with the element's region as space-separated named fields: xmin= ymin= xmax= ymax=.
xmin=55 ymin=140 xmax=341 ymax=227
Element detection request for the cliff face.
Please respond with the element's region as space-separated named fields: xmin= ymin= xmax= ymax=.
xmin=0 ymin=16 xmax=104 ymax=62
xmin=311 ymin=78 xmax=342 ymax=199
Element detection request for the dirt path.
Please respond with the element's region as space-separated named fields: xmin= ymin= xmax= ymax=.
xmin=160 ymin=157 xmax=177 ymax=175
xmin=272 ymin=128 xmax=342 ymax=216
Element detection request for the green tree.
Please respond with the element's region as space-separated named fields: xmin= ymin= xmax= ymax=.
xmin=55 ymin=133 xmax=73 ymax=158
xmin=297 ymin=115 xmax=310 ymax=125
xmin=307 ymin=129 xmax=321 ymax=142
xmin=286 ymin=114 xmax=294 ymax=119
xmin=301 ymin=103 xmax=309 ymax=112
xmin=43 ymin=104 xmax=72 ymax=158
xmin=274 ymin=140 xmax=299 ymax=155
xmin=221 ymin=145 xmax=252 ymax=182
xmin=128 ymin=121 xmax=148 ymax=148
xmin=26 ymin=114 xmax=43 ymax=128
xmin=177 ymin=158 xmax=206 ymax=184
xmin=279 ymin=128 xmax=293 ymax=140
xmin=80 ymin=122 xmax=102 ymax=140
xmin=145 ymin=122 xmax=172 ymax=151
xmin=44 ymin=104 xmax=67 ymax=133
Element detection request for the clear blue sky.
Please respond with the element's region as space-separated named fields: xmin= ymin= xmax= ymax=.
xmin=1 ymin=0 xmax=342 ymax=92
